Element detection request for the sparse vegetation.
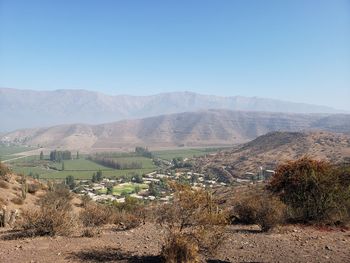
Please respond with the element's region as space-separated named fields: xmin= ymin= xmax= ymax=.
xmin=158 ymin=183 xmax=228 ymax=261
xmin=79 ymin=202 xmax=114 ymax=227
xmin=20 ymin=185 xmax=77 ymax=236
xmin=232 ymin=190 xmax=286 ymax=232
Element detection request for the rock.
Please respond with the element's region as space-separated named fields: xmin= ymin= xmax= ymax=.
xmin=325 ymin=245 xmax=332 ymax=251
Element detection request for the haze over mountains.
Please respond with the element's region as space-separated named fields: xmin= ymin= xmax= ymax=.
xmin=2 ymin=110 xmax=350 ymax=152
xmin=0 ymin=88 xmax=345 ymax=132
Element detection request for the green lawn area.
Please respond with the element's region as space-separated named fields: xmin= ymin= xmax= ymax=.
xmin=99 ymin=183 xmax=148 ymax=195
xmin=153 ymin=147 xmax=225 ymax=161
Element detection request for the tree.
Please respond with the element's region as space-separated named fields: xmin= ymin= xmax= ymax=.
xmin=92 ymin=170 xmax=103 ymax=183
xmin=134 ymin=185 xmax=141 ymax=194
xmin=148 ymin=182 xmax=159 ymax=197
xmin=40 ymin=151 xmax=44 ymax=160
xmin=133 ymin=174 xmax=143 ymax=183
xmin=65 ymin=175 xmax=75 ymax=190
xmin=106 ymin=184 xmax=114 ymax=195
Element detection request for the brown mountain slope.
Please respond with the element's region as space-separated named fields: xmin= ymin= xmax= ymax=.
xmin=2 ymin=110 xmax=350 ymax=151
xmin=194 ymin=131 xmax=350 ymax=181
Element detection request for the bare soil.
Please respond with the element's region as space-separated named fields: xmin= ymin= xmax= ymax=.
xmin=0 ymin=223 xmax=349 ymax=263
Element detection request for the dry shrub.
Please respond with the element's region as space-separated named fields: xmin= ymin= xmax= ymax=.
xmin=114 ymin=211 xmax=142 ymax=230
xmin=79 ymin=202 xmax=114 ymax=227
xmin=81 ymin=227 xmax=101 ymax=237
xmin=0 ymin=180 xmax=9 ymax=189
xmin=158 ymin=183 xmax=228 ymax=260
xmin=20 ymin=186 xmax=77 ymax=236
xmin=161 ymin=232 xmax=200 ymax=263
xmin=233 ymin=191 xmax=286 ymax=232
xmin=27 ymin=183 xmax=40 ymax=194
xmin=11 ymin=197 xmax=24 ymax=205
xmin=0 ymin=162 xmax=10 ymax=181
xmin=268 ymin=157 xmax=350 ymax=224
xmin=80 ymin=194 xmax=92 ymax=208
xmin=0 ymin=197 xmax=7 ymax=207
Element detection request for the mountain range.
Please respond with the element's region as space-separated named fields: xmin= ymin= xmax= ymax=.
xmin=2 ymin=109 xmax=350 ymax=152
xmin=0 ymin=88 xmax=345 ymax=132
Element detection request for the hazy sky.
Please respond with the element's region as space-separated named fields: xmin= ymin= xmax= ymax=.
xmin=0 ymin=0 xmax=349 ymax=110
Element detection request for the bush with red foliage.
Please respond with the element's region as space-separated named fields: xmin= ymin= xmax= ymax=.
xmin=268 ymin=157 xmax=350 ymax=224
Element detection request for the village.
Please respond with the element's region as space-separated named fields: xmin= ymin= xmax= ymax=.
xmin=74 ymin=169 xmax=231 ymax=203
xmin=73 ymin=165 xmax=275 ymax=204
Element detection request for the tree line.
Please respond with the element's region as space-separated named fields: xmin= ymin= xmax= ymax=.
xmin=88 ymin=156 xmax=143 ymax=170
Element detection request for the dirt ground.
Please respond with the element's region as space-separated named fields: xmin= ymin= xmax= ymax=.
xmin=0 ymin=223 xmax=349 ymax=263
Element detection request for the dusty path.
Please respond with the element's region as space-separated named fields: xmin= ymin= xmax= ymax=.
xmin=0 ymin=224 xmax=349 ymax=263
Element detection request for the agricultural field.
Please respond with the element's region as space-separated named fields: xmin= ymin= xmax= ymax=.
xmin=7 ymin=153 xmax=157 ymax=181
xmin=0 ymin=145 xmax=37 ymax=160
xmin=152 ymin=147 xmax=226 ymax=161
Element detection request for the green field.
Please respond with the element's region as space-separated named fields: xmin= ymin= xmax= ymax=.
xmin=9 ymin=154 xmax=157 ymax=180
xmin=153 ymin=147 xmax=226 ymax=161
xmin=99 ymin=183 xmax=148 ymax=195
xmin=50 ymin=159 xmax=113 ymax=171
xmin=0 ymin=145 xmax=37 ymax=161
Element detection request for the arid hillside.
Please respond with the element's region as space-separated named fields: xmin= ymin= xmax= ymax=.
xmin=2 ymin=110 xmax=350 ymax=151
xmin=194 ymin=131 xmax=350 ymax=181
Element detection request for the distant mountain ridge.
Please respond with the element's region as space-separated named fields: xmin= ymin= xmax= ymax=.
xmin=0 ymin=87 xmax=345 ymax=132
xmin=2 ymin=109 xmax=350 ymax=152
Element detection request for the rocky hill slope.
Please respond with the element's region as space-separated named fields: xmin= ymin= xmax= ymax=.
xmin=2 ymin=110 xmax=350 ymax=151
xmin=194 ymin=131 xmax=350 ymax=181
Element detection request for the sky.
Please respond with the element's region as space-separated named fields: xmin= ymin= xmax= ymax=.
xmin=0 ymin=0 xmax=349 ymax=110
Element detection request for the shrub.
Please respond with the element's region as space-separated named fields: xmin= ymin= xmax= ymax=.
xmin=114 ymin=211 xmax=142 ymax=230
xmin=268 ymin=157 xmax=350 ymax=224
xmin=11 ymin=197 xmax=24 ymax=205
xmin=27 ymin=183 xmax=40 ymax=194
xmin=233 ymin=191 xmax=286 ymax=232
xmin=157 ymin=183 xmax=228 ymax=259
xmin=0 ymin=180 xmax=9 ymax=189
xmin=79 ymin=202 xmax=114 ymax=227
xmin=161 ymin=233 xmax=200 ymax=263
xmin=81 ymin=227 xmax=101 ymax=237
xmin=0 ymin=162 xmax=10 ymax=180
xmin=20 ymin=187 xmax=77 ymax=236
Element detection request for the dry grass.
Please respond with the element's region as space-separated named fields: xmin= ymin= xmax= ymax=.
xmin=161 ymin=232 xmax=200 ymax=263
xmin=11 ymin=197 xmax=24 ymax=205
xmin=0 ymin=180 xmax=9 ymax=189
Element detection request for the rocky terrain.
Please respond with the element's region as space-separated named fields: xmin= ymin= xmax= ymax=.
xmin=194 ymin=131 xmax=350 ymax=181
xmin=0 ymin=223 xmax=349 ymax=263
xmin=2 ymin=110 xmax=350 ymax=151
xmin=1 ymin=88 xmax=345 ymax=132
